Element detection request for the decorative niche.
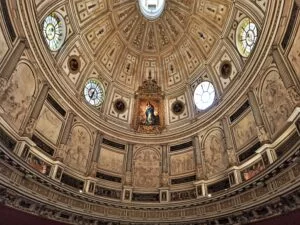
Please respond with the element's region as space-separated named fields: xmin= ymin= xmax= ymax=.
xmin=132 ymin=77 xmax=165 ymax=134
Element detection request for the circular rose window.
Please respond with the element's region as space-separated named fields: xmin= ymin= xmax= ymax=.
xmin=194 ymin=81 xmax=215 ymax=110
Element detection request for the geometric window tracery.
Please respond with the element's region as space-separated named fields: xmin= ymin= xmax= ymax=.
xmin=193 ymin=81 xmax=215 ymax=110
xmin=236 ymin=18 xmax=258 ymax=57
xmin=84 ymin=79 xmax=105 ymax=107
xmin=138 ymin=0 xmax=166 ymax=20
xmin=42 ymin=12 xmax=66 ymax=52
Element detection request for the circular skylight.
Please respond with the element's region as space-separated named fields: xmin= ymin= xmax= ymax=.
xmin=194 ymin=81 xmax=215 ymax=110
xmin=42 ymin=12 xmax=66 ymax=51
xmin=236 ymin=18 xmax=258 ymax=57
xmin=84 ymin=79 xmax=105 ymax=107
xmin=138 ymin=0 xmax=166 ymax=20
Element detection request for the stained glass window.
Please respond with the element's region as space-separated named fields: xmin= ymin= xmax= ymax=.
xmin=138 ymin=0 xmax=165 ymax=20
xmin=194 ymin=81 xmax=215 ymax=110
xmin=236 ymin=18 xmax=258 ymax=57
xmin=84 ymin=79 xmax=105 ymax=107
xmin=42 ymin=12 xmax=66 ymax=51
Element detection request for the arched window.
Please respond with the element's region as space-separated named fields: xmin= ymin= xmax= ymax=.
xmin=236 ymin=18 xmax=258 ymax=57
xmin=194 ymin=81 xmax=215 ymax=110
xmin=42 ymin=12 xmax=66 ymax=51
xmin=138 ymin=0 xmax=166 ymax=20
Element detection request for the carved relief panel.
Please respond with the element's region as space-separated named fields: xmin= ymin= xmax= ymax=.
xmin=84 ymin=16 xmax=114 ymax=54
xmin=231 ymin=110 xmax=257 ymax=151
xmin=170 ymin=150 xmax=195 ymax=176
xmin=73 ymin=0 xmax=108 ymax=27
xmin=178 ymin=38 xmax=202 ymax=75
xmin=64 ymin=125 xmax=92 ymax=173
xmin=0 ymin=62 xmax=36 ymax=130
xmin=203 ymin=129 xmax=229 ymax=177
xmin=35 ymin=105 xmax=63 ymax=145
xmin=162 ymin=51 xmax=184 ymax=88
xmin=260 ymin=69 xmax=293 ymax=135
xmin=195 ymin=0 xmax=231 ymax=31
xmin=133 ymin=147 xmax=161 ymax=188
xmin=98 ymin=147 xmax=124 ymax=174
xmin=98 ymin=35 xmax=124 ymax=76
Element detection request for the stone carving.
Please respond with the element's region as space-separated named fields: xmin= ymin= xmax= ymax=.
xmin=35 ymin=105 xmax=63 ymax=144
xmin=232 ymin=110 xmax=257 ymax=150
xmin=170 ymin=151 xmax=195 ymax=175
xmin=133 ymin=147 xmax=161 ymax=188
xmin=204 ymin=129 xmax=229 ymax=177
xmin=64 ymin=125 xmax=91 ymax=173
xmin=98 ymin=148 xmax=124 ymax=174
xmin=0 ymin=63 xmax=35 ymax=130
xmin=261 ymin=71 xmax=293 ymax=134
xmin=288 ymin=23 xmax=300 ymax=82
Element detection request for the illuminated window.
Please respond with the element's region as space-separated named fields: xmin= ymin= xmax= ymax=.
xmin=42 ymin=12 xmax=66 ymax=51
xmin=138 ymin=0 xmax=166 ymax=20
xmin=236 ymin=18 xmax=258 ymax=57
xmin=194 ymin=81 xmax=215 ymax=110
xmin=84 ymin=79 xmax=105 ymax=107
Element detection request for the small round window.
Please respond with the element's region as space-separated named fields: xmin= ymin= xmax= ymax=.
xmin=236 ymin=18 xmax=258 ymax=57
xmin=194 ymin=81 xmax=215 ymax=110
xmin=138 ymin=0 xmax=166 ymax=20
xmin=42 ymin=12 xmax=66 ymax=51
xmin=84 ymin=79 xmax=105 ymax=107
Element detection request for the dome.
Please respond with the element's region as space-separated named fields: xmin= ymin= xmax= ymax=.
xmin=0 ymin=0 xmax=300 ymax=224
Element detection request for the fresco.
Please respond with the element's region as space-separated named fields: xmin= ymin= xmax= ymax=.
xmin=0 ymin=63 xmax=35 ymax=130
xmin=0 ymin=26 xmax=8 ymax=62
xmin=204 ymin=129 xmax=229 ymax=177
xmin=35 ymin=105 xmax=63 ymax=144
xmin=232 ymin=110 xmax=257 ymax=150
xmin=261 ymin=70 xmax=293 ymax=134
xmin=170 ymin=151 xmax=195 ymax=175
xmin=133 ymin=147 xmax=160 ymax=188
xmin=64 ymin=125 xmax=91 ymax=173
xmin=98 ymin=147 xmax=124 ymax=174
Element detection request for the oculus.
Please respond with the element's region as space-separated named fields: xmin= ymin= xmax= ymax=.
xmin=42 ymin=12 xmax=66 ymax=51
xmin=138 ymin=0 xmax=166 ymax=20
xmin=171 ymin=100 xmax=185 ymax=115
xmin=194 ymin=81 xmax=215 ymax=110
xmin=236 ymin=18 xmax=258 ymax=57
xmin=84 ymin=79 xmax=105 ymax=107
xmin=114 ymin=99 xmax=126 ymax=113
xmin=68 ymin=56 xmax=81 ymax=73
xmin=220 ymin=61 xmax=232 ymax=79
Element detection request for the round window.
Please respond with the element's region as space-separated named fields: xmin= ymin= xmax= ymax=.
xmin=42 ymin=12 xmax=66 ymax=51
xmin=84 ymin=79 xmax=105 ymax=107
xmin=236 ymin=18 xmax=258 ymax=57
xmin=194 ymin=81 xmax=215 ymax=110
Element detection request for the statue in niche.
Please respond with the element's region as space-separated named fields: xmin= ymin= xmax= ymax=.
xmin=132 ymin=76 xmax=164 ymax=133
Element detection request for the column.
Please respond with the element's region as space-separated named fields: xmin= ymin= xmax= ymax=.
xmin=87 ymin=131 xmax=102 ymax=176
xmin=222 ymin=117 xmax=237 ymax=166
xmin=248 ymin=90 xmax=270 ymax=143
xmin=272 ymin=47 xmax=300 ymax=105
xmin=0 ymin=39 xmax=26 ymax=81
xmin=193 ymin=135 xmax=205 ymax=180
xmin=161 ymin=145 xmax=168 ymax=186
xmin=59 ymin=112 xmax=75 ymax=145
xmin=125 ymin=144 xmax=133 ymax=185
xmin=23 ymin=83 xmax=50 ymax=136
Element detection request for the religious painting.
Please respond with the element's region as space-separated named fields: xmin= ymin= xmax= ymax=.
xmin=132 ymin=78 xmax=165 ymax=133
xmin=241 ymin=160 xmax=264 ymax=181
xmin=26 ymin=153 xmax=51 ymax=176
